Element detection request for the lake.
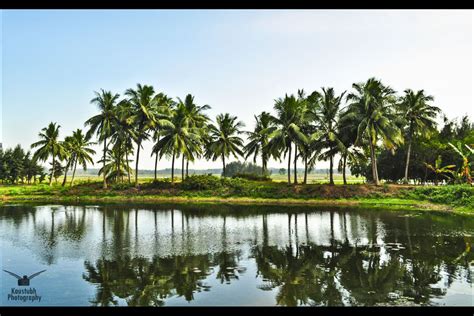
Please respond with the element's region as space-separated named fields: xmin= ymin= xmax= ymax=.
xmin=0 ymin=203 xmax=472 ymax=306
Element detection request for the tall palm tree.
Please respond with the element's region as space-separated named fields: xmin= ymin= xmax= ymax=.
xmin=61 ymin=135 xmax=74 ymax=186
xmin=69 ymin=129 xmax=96 ymax=186
xmin=244 ymin=111 xmax=274 ymax=176
xmin=154 ymin=102 xmax=199 ymax=183
xmin=126 ymin=84 xmax=172 ymax=186
xmin=85 ymin=89 xmax=120 ymax=189
xmin=177 ymin=94 xmax=210 ymax=179
xmin=267 ymin=94 xmax=307 ymax=185
xmin=112 ymin=100 xmax=138 ymax=183
xmin=150 ymin=94 xmax=174 ymax=181
xmin=311 ymin=88 xmax=346 ymax=185
xmin=125 ymin=84 xmax=156 ymax=186
xmin=345 ymin=78 xmax=403 ymax=185
xmin=399 ymin=89 xmax=440 ymax=184
xmin=31 ymin=122 xmax=66 ymax=186
xmin=205 ymin=113 xmax=245 ymax=177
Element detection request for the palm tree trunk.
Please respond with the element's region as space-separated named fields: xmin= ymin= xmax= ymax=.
xmin=62 ymin=158 xmax=71 ymax=186
xmin=117 ymin=146 xmax=121 ymax=183
xmin=181 ymin=155 xmax=185 ymax=181
xmin=171 ymin=151 xmax=175 ymax=184
xmin=369 ymin=141 xmax=380 ymax=185
xmin=126 ymin=152 xmax=131 ymax=184
xmin=49 ymin=154 xmax=55 ymax=186
xmin=135 ymin=139 xmax=141 ymax=187
xmin=186 ymin=160 xmax=189 ymax=178
xmin=103 ymin=138 xmax=107 ymax=189
xmin=329 ymin=155 xmax=334 ymax=185
xmin=287 ymin=144 xmax=292 ymax=185
xmin=342 ymin=154 xmax=347 ymax=185
xmin=294 ymin=144 xmax=298 ymax=184
xmin=222 ymin=155 xmax=226 ymax=177
xmin=303 ymin=155 xmax=308 ymax=184
xmin=403 ymin=139 xmax=412 ymax=184
xmin=262 ymin=155 xmax=265 ymax=176
xmin=154 ymin=151 xmax=158 ymax=181
xmin=70 ymin=159 xmax=78 ymax=187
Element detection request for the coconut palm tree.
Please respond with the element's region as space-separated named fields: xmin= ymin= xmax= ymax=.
xmin=177 ymin=94 xmax=210 ymax=179
xmin=111 ymin=100 xmax=138 ymax=183
xmin=85 ymin=89 xmax=120 ymax=189
xmin=205 ymin=113 xmax=245 ymax=177
xmin=69 ymin=129 xmax=96 ymax=186
xmin=311 ymin=88 xmax=346 ymax=185
xmin=154 ymin=102 xmax=200 ymax=183
xmin=150 ymin=94 xmax=174 ymax=181
xmin=126 ymin=85 xmax=173 ymax=186
xmin=345 ymin=78 xmax=403 ymax=185
xmin=31 ymin=122 xmax=66 ymax=186
xmin=98 ymin=145 xmax=133 ymax=184
xmin=244 ymin=111 xmax=274 ymax=176
xmin=61 ymin=135 xmax=75 ymax=186
xmin=267 ymin=94 xmax=307 ymax=185
xmin=125 ymin=84 xmax=157 ymax=186
xmin=399 ymin=89 xmax=440 ymax=184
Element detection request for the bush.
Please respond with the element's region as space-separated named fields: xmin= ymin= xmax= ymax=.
xmin=111 ymin=183 xmax=134 ymax=191
xmin=150 ymin=178 xmax=172 ymax=189
xmin=232 ymin=173 xmax=271 ymax=182
xmin=402 ymin=184 xmax=474 ymax=207
xmin=181 ymin=175 xmax=223 ymax=191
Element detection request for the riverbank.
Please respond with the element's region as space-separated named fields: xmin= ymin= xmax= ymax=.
xmin=1 ymin=177 xmax=472 ymax=214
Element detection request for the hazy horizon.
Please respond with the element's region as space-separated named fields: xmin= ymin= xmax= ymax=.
xmin=1 ymin=10 xmax=473 ymax=170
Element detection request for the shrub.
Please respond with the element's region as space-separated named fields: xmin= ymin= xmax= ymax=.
xmin=150 ymin=178 xmax=172 ymax=189
xmin=181 ymin=175 xmax=223 ymax=191
xmin=111 ymin=183 xmax=134 ymax=191
xmin=232 ymin=173 xmax=271 ymax=182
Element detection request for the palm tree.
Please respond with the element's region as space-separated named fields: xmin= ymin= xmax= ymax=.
xmin=61 ymin=136 xmax=74 ymax=187
xmin=126 ymin=84 xmax=172 ymax=186
xmin=69 ymin=129 xmax=96 ymax=186
xmin=244 ymin=111 xmax=274 ymax=176
xmin=177 ymin=94 xmax=210 ymax=179
xmin=267 ymin=94 xmax=307 ymax=185
xmin=205 ymin=113 xmax=245 ymax=177
xmin=150 ymin=93 xmax=174 ymax=181
xmin=399 ymin=89 xmax=440 ymax=184
xmin=98 ymin=145 xmax=133 ymax=183
xmin=154 ymin=102 xmax=199 ymax=183
xmin=311 ymin=88 xmax=346 ymax=185
xmin=345 ymin=78 xmax=403 ymax=185
xmin=85 ymin=89 xmax=120 ymax=189
xmin=31 ymin=122 xmax=66 ymax=186
xmin=112 ymin=100 xmax=138 ymax=183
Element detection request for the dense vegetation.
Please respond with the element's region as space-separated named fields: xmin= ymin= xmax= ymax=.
xmin=0 ymin=78 xmax=472 ymax=205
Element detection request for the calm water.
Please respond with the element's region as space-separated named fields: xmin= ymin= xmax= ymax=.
xmin=0 ymin=203 xmax=472 ymax=306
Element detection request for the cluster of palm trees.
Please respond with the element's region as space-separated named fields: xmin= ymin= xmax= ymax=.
xmin=32 ymin=77 xmax=441 ymax=187
xmin=31 ymin=124 xmax=95 ymax=186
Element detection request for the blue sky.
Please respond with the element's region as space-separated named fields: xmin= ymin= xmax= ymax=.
xmin=1 ymin=10 xmax=473 ymax=169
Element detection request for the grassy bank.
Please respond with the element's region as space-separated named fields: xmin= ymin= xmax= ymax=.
xmin=1 ymin=176 xmax=472 ymax=214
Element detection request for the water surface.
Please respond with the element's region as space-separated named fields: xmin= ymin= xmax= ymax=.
xmin=0 ymin=204 xmax=472 ymax=306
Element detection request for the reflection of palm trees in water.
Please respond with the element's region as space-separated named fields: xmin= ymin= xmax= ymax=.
xmin=251 ymin=211 xmax=467 ymax=306
xmin=83 ymin=251 xmax=242 ymax=306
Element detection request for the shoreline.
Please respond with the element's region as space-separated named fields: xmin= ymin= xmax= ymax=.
xmin=1 ymin=194 xmax=469 ymax=215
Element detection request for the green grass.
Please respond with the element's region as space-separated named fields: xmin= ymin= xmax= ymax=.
xmin=1 ymin=176 xmax=472 ymax=214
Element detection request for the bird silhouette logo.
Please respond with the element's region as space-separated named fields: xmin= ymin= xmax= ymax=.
xmin=3 ymin=269 xmax=46 ymax=286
